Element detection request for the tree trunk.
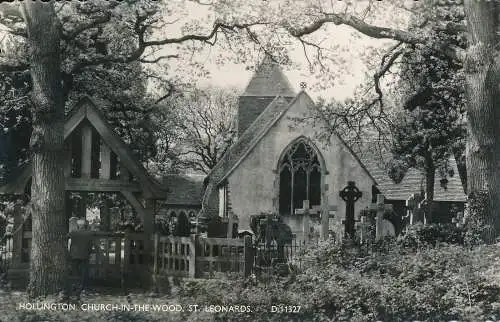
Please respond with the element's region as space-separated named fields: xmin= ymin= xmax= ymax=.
xmin=463 ymin=0 xmax=500 ymax=242
xmin=21 ymin=2 xmax=69 ymax=298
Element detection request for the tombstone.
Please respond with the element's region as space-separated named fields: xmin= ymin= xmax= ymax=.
xmin=379 ymin=219 xmax=395 ymax=237
xmin=339 ymin=181 xmax=362 ymax=239
xmin=368 ymin=194 xmax=394 ymax=241
xmin=173 ymin=212 xmax=190 ymax=237
xmin=405 ymin=193 xmax=426 ymax=227
xmin=419 ymin=193 xmax=429 ymax=224
xmin=326 ymin=204 xmax=337 ymax=238
xmin=355 ymin=215 xmax=371 ymax=244
xmin=294 ymin=200 xmax=312 ymax=242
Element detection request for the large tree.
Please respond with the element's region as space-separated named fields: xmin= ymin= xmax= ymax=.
xmin=167 ymin=86 xmax=238 ymax=174
xmin=20 ymin=1 xmax=67 ymax=298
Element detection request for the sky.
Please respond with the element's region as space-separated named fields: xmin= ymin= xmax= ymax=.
xmin=148 ymin=0 xmax=406 ymax=102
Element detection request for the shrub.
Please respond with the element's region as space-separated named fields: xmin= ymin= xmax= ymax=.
xmin=396 ymin=223 xmax=465 ymax=249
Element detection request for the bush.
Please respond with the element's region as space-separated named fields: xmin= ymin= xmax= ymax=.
xmin=279 ymin=240 xmax=500 ymax=321
xmin=396 ymin=223 xmax=465 ymax=249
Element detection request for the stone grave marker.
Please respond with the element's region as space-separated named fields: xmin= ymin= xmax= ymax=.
xmin=339 ymin=181 xmax=362 ymax=239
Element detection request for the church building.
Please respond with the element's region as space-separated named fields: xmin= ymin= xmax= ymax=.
xmin=200 ymin=56 xmax=467 ymax=243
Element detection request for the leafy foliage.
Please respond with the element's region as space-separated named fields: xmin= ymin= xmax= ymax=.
xmin=389 ymin=1 xmax=467 ymax=193
xmin=396 ymin=223 xmax=465 ymax=249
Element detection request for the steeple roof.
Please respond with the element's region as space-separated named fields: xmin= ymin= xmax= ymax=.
xmin=242 ymin=56 xmax=295 ymax=97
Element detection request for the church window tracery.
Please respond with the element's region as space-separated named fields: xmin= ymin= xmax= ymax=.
xmin=279 ymin=139 xmax=322 ymax=215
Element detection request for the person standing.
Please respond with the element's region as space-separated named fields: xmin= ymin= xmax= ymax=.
xmin=68 ymin=218 xmax=92 ymax=294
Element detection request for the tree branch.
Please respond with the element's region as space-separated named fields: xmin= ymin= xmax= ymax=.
xmin=138 ymin=54 xmax=179 ymax=63
xmin=62 ymin=12 xmax=112 ymax=41
xmin=287 ymin=12 xmax=465 ymax=62
xmin=70 ymin=19 xmax=267 ymax=73
xmin=373 ymin=45 xmax=404 ymax=106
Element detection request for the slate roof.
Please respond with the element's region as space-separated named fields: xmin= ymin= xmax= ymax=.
xmin=211 ymin=94 xmax=298 ymax=184
xmin=160 ymin=174 xmax=204 ymax=206
xmin=359 ymin=151 xmax=467 ymax=202
xmin=242 ymin=56 xmax=295 ymax=97
xmin=201 ymin=94 xmax=297 ymax=208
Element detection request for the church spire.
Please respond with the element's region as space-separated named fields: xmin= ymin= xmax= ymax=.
xmin=237 ymin=56 xmax=295 ymax=135
xmin=242 ymin=55 xmax=295 ymax=97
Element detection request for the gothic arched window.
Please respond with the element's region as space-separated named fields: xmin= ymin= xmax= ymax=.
xmin=279 ymin=139 xmax=322 ymax=215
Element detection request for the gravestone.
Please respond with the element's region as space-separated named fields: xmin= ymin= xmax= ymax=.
xmin=405 ymin=193 xmax=426 ymax=227
xmin=368 ymin=194 xmax=394 ymax=241
xmin=355 ymin=215 xmax=371 ymax=244
xmin=339 ymin=181 xmax=362 ymax=239
xmin=379 ymin=219 xmax=395 ymax=237
xmin=173 ymin=212 xmax=190 ymax=237
xmin=295 ymin=200 xmax=320 ymax=243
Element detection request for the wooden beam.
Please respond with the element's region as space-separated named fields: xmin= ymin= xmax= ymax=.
xmin=81 ymin=123 xmax=92 ymax=179
xmin=63 ymin=104 xmax=86 ymax=138
xmin=65 ymin=178 xmax=141 ymax=192
xmin=100 ymin=142 xmax=111 ymax=179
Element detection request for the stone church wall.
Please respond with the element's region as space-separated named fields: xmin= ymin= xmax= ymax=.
xmin=227 ymin=93 xmax=376 ymax=242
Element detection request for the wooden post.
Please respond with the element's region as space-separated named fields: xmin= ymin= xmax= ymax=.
xmin=99 ymin=197 xmax=111 ymax=231
xmin=100 ymin=142 xmax=111 ymax=180
xmin=110 ymin=152 xmax=117 ymax=179
xmin=81 ymin=123 xmax=92 ymax=179
xmin=188 ymin=234 xmax=197 ymax=278
xmin=64 ymin=139 xmax=72 ymax=178
xmin=151 ymin=233 xmax=159 ymax=293
xmin=91 ymin=129 xmax=100 ymax=178
xmin=243 ymin=235 xmax=253 ymax=278
xmin=122 ymin=233 xmax=130 ymax=286
xmin=144 ymin=199 xmax=154 ymax=235
xmin=226 ymin=213 xmax=234 ymax=239
xmin=78 ymin=193 xmax=87 ymax=219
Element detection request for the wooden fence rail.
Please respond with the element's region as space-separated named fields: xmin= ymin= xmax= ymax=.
xmin=6 ymin=231 xmax=253 ymax=288
xmin=152 ymin=234 xmax=253 ymax=279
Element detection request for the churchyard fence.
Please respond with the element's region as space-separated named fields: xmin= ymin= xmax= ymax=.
xmin=6 ymin=230 xmax=253 ymax=288
xmin=0 ymin=234 xmax=13 ymax=274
